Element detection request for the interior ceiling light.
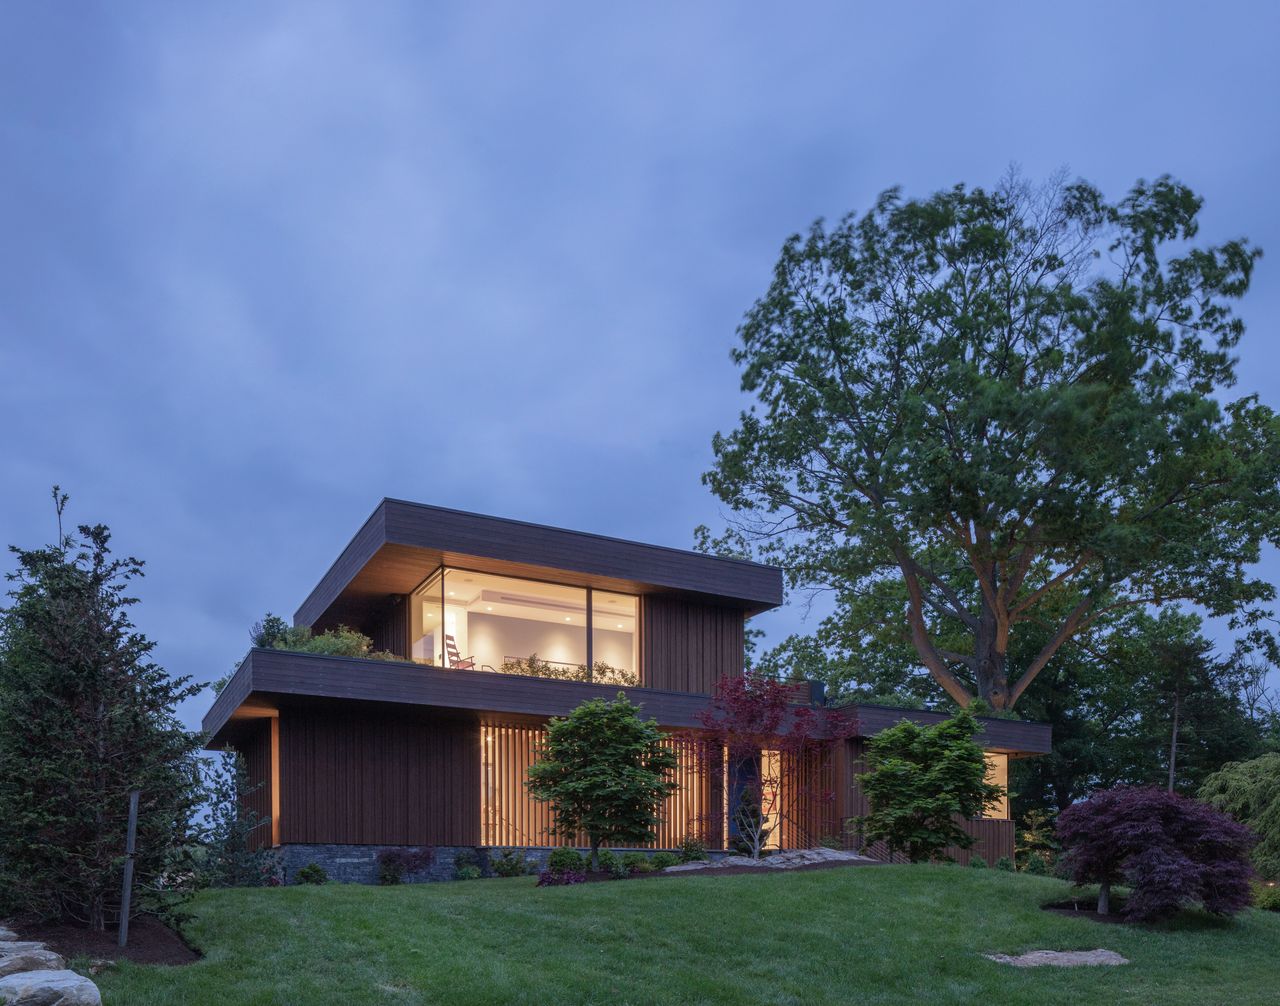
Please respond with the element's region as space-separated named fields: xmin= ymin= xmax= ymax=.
xmin=564 ymin=616 xmax=571 ymax=622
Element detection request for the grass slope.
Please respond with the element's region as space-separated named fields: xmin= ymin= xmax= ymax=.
xmin=95 ymin=866 xmax=1279 ymax=1005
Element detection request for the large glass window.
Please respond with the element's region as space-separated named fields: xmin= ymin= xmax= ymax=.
xmin=591 ymin=591 xmax=638 ymax=686
xmin=409 ymin=569 xmax=444 ymax=665
xmin=410 ymin=567 xmax=640 ymax=684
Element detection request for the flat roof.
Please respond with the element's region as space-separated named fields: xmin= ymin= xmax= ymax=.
xmin=295 ymin=498 xmax=785 ymax=630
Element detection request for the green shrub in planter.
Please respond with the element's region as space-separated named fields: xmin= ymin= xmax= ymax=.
xmin=548 ymin=848 xmax=585 ymax=873
xmin=622 ymin=852 xmax=653 ymax=874
xmin=455 ymin=865 xmax=483 ymax=881
xmin=968 ymin=856 xmax=987 ymax=869
xmin=651 ymin=852 xmax=679 ymax=870
xmin=678 ymin=836 xmax=708 ymax=863
xmin=994 ymin=856 xmax=1014 ymax=872
xmin=296 ymin=863 xmax=328 ymax=885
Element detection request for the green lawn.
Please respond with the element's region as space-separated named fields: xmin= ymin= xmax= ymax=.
xmin=93 ymin=866 xmax=1279 ymax=1005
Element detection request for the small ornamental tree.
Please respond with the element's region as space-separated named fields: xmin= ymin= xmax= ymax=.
xmin=526 ymin=694 xmax=678 ymax=870
xmin=859 ymin=709 xmax=1002 ymax=862
xmin=693 ymin=673 xmax=854 ymax=859
xmin=1057 ymin=786 xmax=1256 ymax=920
xmin=198 ymin=753 xmax=277 ymax=888
xmin=1200 ymin=753 xmax=1280 ymax=881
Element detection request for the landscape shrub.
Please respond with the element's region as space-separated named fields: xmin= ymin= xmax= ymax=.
xmin=547 ymin=848 xmax=586 ymax=873
xmin=490 ymin=849 xmax=531 ymax=878
xmin=1057 ymin=786 xmax=1256 ymax=921
xmin=1252 ymin=881 xmax=1280 ymax=912
xmin=536 ymin=870 xmax=586 ymax=887
xmin=595 ymin=850 xmax=618 ymax=873
xmin=296 ymin=863 xmax=328 ymax=885
xmin=677 ymin=836 xmax=708 ymax=862
xmin=607 ymin=859 xmax=630 ymax=880
xmin=968 ymin=856 xmax=987 ymax=869
xmin=1200 ymin=754 xmax=1280 ymax=881
xmin=1022 ymin=854 xmax=1049 ymax=876
xmin=453 ymin=849 xmax=481 ymax=880
xmin=650 ymin=852 xmax=679 ymax=870
xmin=622 ymin=852 xmax=653 ymax=874
xmin=994 ymin=856 xmax=1014 ymax=872
xmin=376 ymin=847 xmax=434 ymax=885
xmin=819 ymin=834 xmax=843 ymax=850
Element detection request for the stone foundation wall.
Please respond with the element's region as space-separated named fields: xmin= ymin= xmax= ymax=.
xmin=277 ymin=844 xmax=728 ymax=884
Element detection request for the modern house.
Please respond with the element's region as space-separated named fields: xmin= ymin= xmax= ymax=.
xmin=204 ymin=499 xmax=1052 ymax=880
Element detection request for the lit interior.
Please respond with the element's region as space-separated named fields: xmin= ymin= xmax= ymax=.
xmin=408 ymin=568 xmax=638 ymax=684
xmin=983 ymin=752 xmax=1009 ymax=820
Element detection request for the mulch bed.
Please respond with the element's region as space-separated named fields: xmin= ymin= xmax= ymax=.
xmin=579 ymin=859 xmax=886 ymax=883
xmin=16 ymin=915 xmax=200 ymax=966
xmin=1041 ymin=898 xmax=1131 ymax=925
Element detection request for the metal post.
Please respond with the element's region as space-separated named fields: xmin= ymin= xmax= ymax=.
xmin=117 ymin=789 xmax=140 ymax=948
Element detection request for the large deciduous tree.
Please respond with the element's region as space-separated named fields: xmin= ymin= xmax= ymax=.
xmin=526 ymin=694 xmax=678 ymax=870
xmin=0 ymin=489 xmax=204 ymax=928
xmin=705 ymin=173 xmax=1280 ymax=710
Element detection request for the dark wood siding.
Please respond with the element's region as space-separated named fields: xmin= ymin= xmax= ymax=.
xmin=230 ymin=718 xmax=274 ymax=851
xmin=641 ymin=596 xmax=744 ymax=694
xmin=368 ymin=595 xmax=409 ymax=658
xmin=834 ymin=739 xmax=1015 ymax=864
xmin=279 ymin=708 xmax=480 ymax=846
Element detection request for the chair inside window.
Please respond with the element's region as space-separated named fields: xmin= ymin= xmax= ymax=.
xmin=445 ymin=634 xmax=476 ymax=670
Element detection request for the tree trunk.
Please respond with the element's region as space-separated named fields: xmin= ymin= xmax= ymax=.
xmin=1167 ymin=692 xmax=1180 ymax=793
xmin=1097 ymin=879 xmax=1111 ymax=916
xmin=589 ymin=838 xmax=600 ymax=872
xmin=975 ymin=631 xmax=1011 ymax=710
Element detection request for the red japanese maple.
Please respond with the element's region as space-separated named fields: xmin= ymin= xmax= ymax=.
xmin=688 ymin=674 xmax=855 ymax=859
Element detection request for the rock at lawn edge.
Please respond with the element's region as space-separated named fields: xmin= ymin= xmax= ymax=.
xmin=0 ymin=947 xmax=67 ymax=978
xmin=0 ymin=931 xmax=18 ymax=943
xmin=985 ymin=949 xmax=1129 ymax=967
xmin=0 ymin=969 xmax=102 ymax=1006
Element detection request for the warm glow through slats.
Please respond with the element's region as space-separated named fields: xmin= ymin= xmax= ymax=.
xmin=481 ymin=722 xmax=708 ymax=848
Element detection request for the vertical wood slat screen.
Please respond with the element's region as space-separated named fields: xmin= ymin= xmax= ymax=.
xmin=481 ymin=722 xmax=708 ymax=848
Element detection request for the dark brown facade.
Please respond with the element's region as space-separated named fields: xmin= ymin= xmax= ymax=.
xmin=205 ymin=499 xmax=1050 ymax=863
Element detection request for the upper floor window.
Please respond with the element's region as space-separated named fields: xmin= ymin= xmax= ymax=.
xmin=409 ymin=568 xmax=639 ymax=685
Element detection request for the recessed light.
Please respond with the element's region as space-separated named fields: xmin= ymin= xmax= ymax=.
xmin=486 ymin=606 xmax=493 ymax=612
xmin=617 ymin=623 xmax=623 ymax=629
xmin=564 ymin=616 xmax=571 ymax=622
xmin=448 ymin=591 xmax=455 ymax=597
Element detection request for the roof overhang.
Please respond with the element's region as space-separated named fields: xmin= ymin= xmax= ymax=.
xmin=295 ymin=499 xmax=785 ymax=631
xmin=206 ymin=651 xmax=1052 ymax=757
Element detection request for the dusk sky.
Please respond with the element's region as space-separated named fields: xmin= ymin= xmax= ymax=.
xmin=3 ymin=1 xmax=1278 ymax=729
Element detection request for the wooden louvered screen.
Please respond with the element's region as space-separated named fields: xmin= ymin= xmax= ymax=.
xmin=480 ymin=722 xmax=709 ymax=848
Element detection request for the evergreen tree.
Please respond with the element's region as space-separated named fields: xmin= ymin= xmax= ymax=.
xmin=0 ymin=489 xmax=204 ymax=928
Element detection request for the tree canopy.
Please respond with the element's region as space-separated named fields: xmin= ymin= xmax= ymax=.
xmin=706 ymin=172 xmax=1279 ymax=710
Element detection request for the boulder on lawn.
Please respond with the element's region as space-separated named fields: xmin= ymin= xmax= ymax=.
xmin=0 ymin=930 xmax=18 ymax=943
xmin=0 ymin=969 xmax=101 ymax=1006
xmin=0 ymin=946 xmax=66 ymax=978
